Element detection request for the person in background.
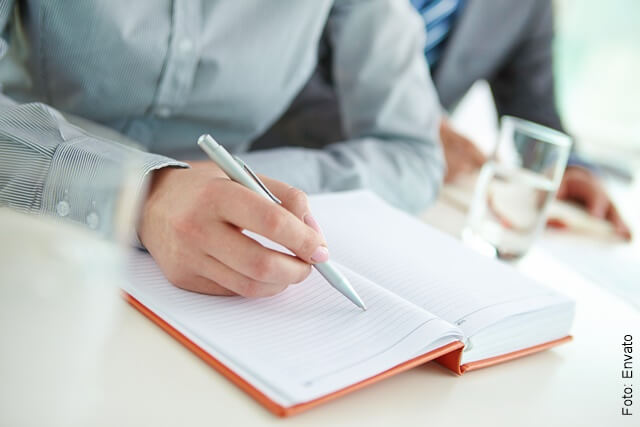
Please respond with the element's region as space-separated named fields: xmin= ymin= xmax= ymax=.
xmin=258 ymin=0 xmax=630 ymax=239
xmin=0 ymin=1 xmax=443 ymax=297
xmin=410 ymin=0 xmax=630 ymax=239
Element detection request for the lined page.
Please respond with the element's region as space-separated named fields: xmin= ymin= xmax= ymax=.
xmin=309 ymin=191 xmax=572 ymax=338
xmin=461 ymin=302 xmax=575 ymax=363
xmin=125 ymin=250 xmax=462 ymax=406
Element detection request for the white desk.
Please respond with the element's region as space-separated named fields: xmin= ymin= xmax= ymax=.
xmin=1 ymin=198 xmax=638 ymax=427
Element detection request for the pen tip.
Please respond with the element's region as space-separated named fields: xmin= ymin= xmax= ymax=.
xmin=351 ymin=294 xmax=367 ymax=311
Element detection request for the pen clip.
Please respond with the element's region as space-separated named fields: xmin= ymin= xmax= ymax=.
xmin=233 ymin=156 xmax=282 ymax=204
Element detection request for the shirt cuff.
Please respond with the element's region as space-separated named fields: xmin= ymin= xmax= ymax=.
xmin=41 ymin=135 xmax=188 ymax=242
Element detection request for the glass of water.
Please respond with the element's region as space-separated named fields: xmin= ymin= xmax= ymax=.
xmin=462 ymin=116 xmax=573 ymax=260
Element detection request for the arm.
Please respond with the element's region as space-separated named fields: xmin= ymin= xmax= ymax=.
xmin=244 ymin=0 xmax=444 ymax=214
xmin=483 ymin=1 xmax=630 ymax=238
xmin=0 ymin=2 xmax=185 ymax=232
xmin=0 ymin=96 xmax=187 ymax=229
xmin=0 ymin=2 xmax=331 ymax=297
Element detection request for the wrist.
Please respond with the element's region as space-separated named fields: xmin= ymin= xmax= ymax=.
xmin=137 ymin=166 xmax=184 ymax=247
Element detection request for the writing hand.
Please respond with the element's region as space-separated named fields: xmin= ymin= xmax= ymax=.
xmin=138 ymin=161 xmax=328 ymax=297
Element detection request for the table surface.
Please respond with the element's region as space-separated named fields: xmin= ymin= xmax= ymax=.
xmin=2 ymin=183 xmax=639 ymax=427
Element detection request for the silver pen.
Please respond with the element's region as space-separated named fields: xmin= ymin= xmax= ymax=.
xmin=197 ymin=134 xmax=367 ymax=310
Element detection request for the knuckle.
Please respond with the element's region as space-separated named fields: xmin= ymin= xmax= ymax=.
xmin=169 ymin=211 xmax=197 ymax=237
xmin=238 ymin=279 xmax=262 ymax=298
xmin=296 ymin=229 xmax=320 ymax=259
xmin=193 ymin=179 xmax=216 ymax=201
xmin=262 ymin=206 xmax=288 ymax=235
xmin=199 ymin=179 xmax=226 ymax=211
xmin=295 ymin=264 xmax=312 ymax=284
xmin=206 ymin=178 xmax=227 ymax=198
xmin=250 ymin=253 xmax=276 ymax=282
xmin=287 ymin=187 xmax=308 ymax=214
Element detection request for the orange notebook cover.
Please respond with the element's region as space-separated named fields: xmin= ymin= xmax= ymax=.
xmin=125 ymin=293 xmax=571 ymax=417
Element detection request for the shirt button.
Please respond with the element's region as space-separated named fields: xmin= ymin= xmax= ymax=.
xmin=178 ymin=38 xmax=193 ymax=54
xmin=86 ymin=211 xmax=100 ymax=230
xmin=56 ymin=200 xmax=70 ymax=217
xmin=156 ymin=106 xmax=171 ymax=118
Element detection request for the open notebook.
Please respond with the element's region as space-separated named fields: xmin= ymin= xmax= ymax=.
xmin=124 ymin=190 xmax=574 ymax=417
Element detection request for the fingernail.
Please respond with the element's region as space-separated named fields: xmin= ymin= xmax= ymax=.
xmin=311 ymin=246 xmax=329 ymax=263
xmin=303 ymin=213 xmax=324 ymax=238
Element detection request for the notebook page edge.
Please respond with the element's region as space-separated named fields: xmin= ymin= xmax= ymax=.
xmin=308 ymin=190 xmax=576 ymax=361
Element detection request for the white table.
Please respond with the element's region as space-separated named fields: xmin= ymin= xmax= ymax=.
xmin=1 ymin=196 xmax=639 ymax=427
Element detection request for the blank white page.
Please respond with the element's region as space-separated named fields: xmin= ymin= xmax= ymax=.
xmin=309 ymin=191 xmax=572 ymax=338
xmin=125 ymin=250 xmax=462 ymax=406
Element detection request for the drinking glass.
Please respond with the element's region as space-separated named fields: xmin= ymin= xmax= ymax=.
xmin=462 ymin=116 xmax=573 ymax=260
xmin=0 ymin=158 xmax=144 ymax=425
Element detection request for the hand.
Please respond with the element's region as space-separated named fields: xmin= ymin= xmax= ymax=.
xmin=555 ymin=166 xmax=632 ymax=240
xmin=138 ymin=161 xmax=328 ymax=297
xmin=440 ymin=118 xmax=486 ymax=183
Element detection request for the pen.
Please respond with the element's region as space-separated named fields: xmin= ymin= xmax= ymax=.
xmin=197 ymin=134 xmax=367 ymax=311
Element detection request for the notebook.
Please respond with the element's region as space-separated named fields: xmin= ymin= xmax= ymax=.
xmin=124 ymin=190 xmax=574 ymax=417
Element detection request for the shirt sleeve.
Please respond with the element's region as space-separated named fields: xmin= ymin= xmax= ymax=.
xmin=243 ymin=0 xmax=444 ymax=214
xmin=0 ymin=3 xmax=186 ymax=234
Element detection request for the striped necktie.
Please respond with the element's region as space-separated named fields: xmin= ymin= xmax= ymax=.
xmin=410 ymin=0 xmax=463 ymax=68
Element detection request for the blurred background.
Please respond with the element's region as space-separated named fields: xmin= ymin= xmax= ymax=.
xmin=440 ymin=0 xmax=640 ymax=308
xmin=452 ymin=0 xmax=640 ymax=170
xmin=554 ymin=0 xmax=640 ymax=165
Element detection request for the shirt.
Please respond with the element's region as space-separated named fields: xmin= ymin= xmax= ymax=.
xmin=0 ymin=0 xmax=443 ymax=235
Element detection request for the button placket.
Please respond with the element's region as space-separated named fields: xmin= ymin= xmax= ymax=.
xmin=152 ymin=0 xmax=201 ymax=119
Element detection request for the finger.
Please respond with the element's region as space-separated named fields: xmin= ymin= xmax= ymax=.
xmin=606 ymin=205 xmax=632 ymax=241
xmin=258 ymin=177 xmax=307 ymax=219
xmin=170 ymin=274 xmax=238 ymax=296
xmin=195 ymin=254 xmax=290 ymax=297
xmin=203 ymin=222 xmax=313 ymax=285
xmin=215 ymin=183 xmax=326 ymax=263
xmin=560 ymin=169 xmax=609 ymax=217
xmin=259 ymin=177 xmax=325 ymax=238
xmin=586 ymin=189 xmax=609 ymax=218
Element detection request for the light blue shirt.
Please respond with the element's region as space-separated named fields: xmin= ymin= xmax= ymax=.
xmin=0 ymin=0 xmax=443 ymax=234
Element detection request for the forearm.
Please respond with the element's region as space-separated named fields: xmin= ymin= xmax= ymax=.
xmin=243 ymin=135 xmax=444 ymax=214
xmin=0 ymin=99 xmax=186 ymax=233
xmin=280 ymin=0 xmax=444 ymax=213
